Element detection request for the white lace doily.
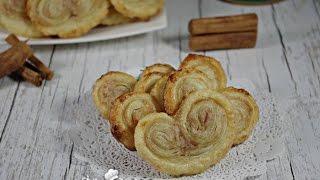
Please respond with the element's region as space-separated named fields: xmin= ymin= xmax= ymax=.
xmin=67 ymin=89 xmax=285 ymax=180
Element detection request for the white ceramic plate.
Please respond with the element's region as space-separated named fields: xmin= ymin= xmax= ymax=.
xmin=0 ymin=10 xmax=167 ymax=45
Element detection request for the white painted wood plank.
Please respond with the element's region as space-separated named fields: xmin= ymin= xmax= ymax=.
xmin=143 ymin=0 xmax=201 ymax=68
xmin=272 ymin=0 xmax=320 ymax=97
xmin=272 ymin=0 xmax=320 ymax=179
xmin=0 ymin=45 xmax=20 ymax=143
xmin=0 ymin=45 xmax=67 ymax=180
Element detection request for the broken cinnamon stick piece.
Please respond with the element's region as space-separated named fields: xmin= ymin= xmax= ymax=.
xmin=189 ymin=31 xmax=257 ymax=51
xmin=16 ymin=66 xmax=43 ymax=87
xmin=189 ymin=13 xmax=258 ymax=36
xmin=0 ymin=42 xmax=33 ymax=78
xmin=5 ymin=34 xmax=54 ymax=80
xmin=28 ymin=55 xmax=54 ymax=80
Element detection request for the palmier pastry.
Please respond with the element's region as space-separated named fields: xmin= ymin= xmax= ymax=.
xmin=134 ymin=72 xmax=163 ymax=93
xmin=92 ymin=71 xmax=136 ymax=119
xmin=26 ymin=0 xmax=109 ymax=38
xmin=180 ymin=54 xmax=227 ymax=89
xmin=110 ymin=0 xmax=164 ymax=20
xmin=101 ymin=6 xmax=133 ymax=26
xmin=221 ymin=87 xmax=259 ymax=145
xmin=134 ymin=64 xmax=175 ymax=93
xmin=135 ymin=90 xmax=234 ymax=176
xmin=164 ymin=68 xmax=215 ymax=115
xmin=140 ymin=63 xmax=175 ymax=79
xmin=0 ymin=0 xmax=42 ymax=37
xmin=109 ymin=92 xmax=160 ymax=150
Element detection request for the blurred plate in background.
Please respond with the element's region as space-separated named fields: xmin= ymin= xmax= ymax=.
xmin=0 ymin=10 xmax=167 ymax=45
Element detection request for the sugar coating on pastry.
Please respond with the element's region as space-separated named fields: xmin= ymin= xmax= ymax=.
xmin=109 ymin=92 xmax=160 ymax=150
xmin=140 ymin=63 xmax=175 ymax=79
xmin=92 ymin=71 xmax=136 ymax=119
xmin=164 ymin=68 xmax=214 ymax=115
xmin=0 ymin=0 xmax=43 ymax=37
xmin=110 ymin=0 xmax=164 ymax=20
xmin=150 ymin=74 xmax=169 ymax=111
xmin=134 ymin=72 xmax=163 ymax=93
xmin=135 ymin=90 xmax=234 ymax=176
xmin=26 ymin=0 xmax=109 ymax=38
xmin=180 ymin=54 xmax=227 ymax=89
xmin=134 ymin=64 xmax=175 ymax=93
xmin=221 ymin=87 xmax=259 ymax=145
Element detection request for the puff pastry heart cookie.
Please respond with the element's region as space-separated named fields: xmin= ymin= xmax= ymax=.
xmin=164 ymin=68 xmax=215 ymax=115
xmin=140 ymin=63 xmax=175 ymax=79
xmin=0 ymin=0 xmax=42 ymax=37
xmin=101 ymin=6 xmax=133 ymax=26
xmin=180 ymin=54 xmax=227 ymax=89
xmin=134 ymin=64 xmax=175 ymax=93
xmin=221 ymin=87 xmax=259 ymax=145
xmin=135 ymin=90 xmax=234 ymax=176
xmin=109 ymin=92 xmax=160 ymax=150
xmin=110 ymin=0 xmax=164 ymax=20
xmin=26 ymin=0 xmax=109 ymax=38
xmin=92 ymin=71 xmax=136 ymax=119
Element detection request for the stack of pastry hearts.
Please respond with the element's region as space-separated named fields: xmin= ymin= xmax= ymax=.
xmin=92 ymin=54 xmax=259 ymax=176
xmin=0 ymin=0 xmax=164 ymax=38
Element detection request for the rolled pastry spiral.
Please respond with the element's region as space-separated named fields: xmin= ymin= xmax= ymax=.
xmin=179 ymin=54 xmax=227 ymax=89
xmin=92 ymin=71 xmax=136 ymax=119
xmin=0 ymin=0 xmax=42 ymax=37
xmin=164 ymin=68 xmax=215 ymax=115
xmin=101 ymin=6 xmax=133 ymax=26
xmin=110 ymin=0 xmax=164 ymax=20
xmin=134 ymin=72 xmax=163 ymax=93
xmin=135 ymin=90 xmax=234 ymax=176
xmin=221 ymin=87 xmax=259 ymax=145
xmin=140 ymin=63 xmax=175 ymax=79
xmin=109 ymin=92 xmax=161 ymax=150
xmin=134 ymin=64 xmax=175 ymax=93
xmin=26 ymin=0 xmax=109 ymax=38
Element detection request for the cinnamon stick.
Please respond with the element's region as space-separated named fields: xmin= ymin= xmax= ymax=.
xmin=16 ymin=65 xmax=43 ymax=87
xmin=0 ymin=42 xmax=33 ymax=78
xmin=189 ymin=13 xmax=258 ymax=36
xmin=5 ymin=34 xmax=54 ymax=80
xmin=189 ymin=31 xmax=257 ymax=51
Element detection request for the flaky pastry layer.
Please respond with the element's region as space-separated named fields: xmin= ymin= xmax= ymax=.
xmin=92 ymin=71 xmax=136 ymax=119
xmin=110 ymin=92 xmax=160 ymax=150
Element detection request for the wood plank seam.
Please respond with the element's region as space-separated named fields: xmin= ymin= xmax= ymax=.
xmin=0 ymin=83 xmax=20 ymax=143
xmin=289 ymin=161 xmax=296 ymax=180
xmin=290 ymin=0 xmax=298 ymax=11
xmin=50 ymin=79 xmax=60 ymax=109
xmin=225 ymin=51 xmax=232 ymax=80
xmin=313 ymin=0 xmax=320 ymax=20
xmin=178 ymin=29 xmax=182 ymax=61
xmin=198 ymin=0 xmax=203 ymax=19
xmin=30 ymin=46 xmax=56 ymax=134
xmin=271 ymin=5 xmax=298 ymax=94
xmin=77 ymin=55 xmax=88 ymax=103
xmin=305 ymin=42 xmax=320 ymax=90
xmin=261 ymin=56 xmax=271 ymax=92
xmin=0 ymin=80 xmax=12 ymax=116
xmin=64 ymin=142 xmax=74 ymax=180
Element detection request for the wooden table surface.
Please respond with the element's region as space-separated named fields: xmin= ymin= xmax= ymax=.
xmin=0 ymin=0 xmax=319 ymax=179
